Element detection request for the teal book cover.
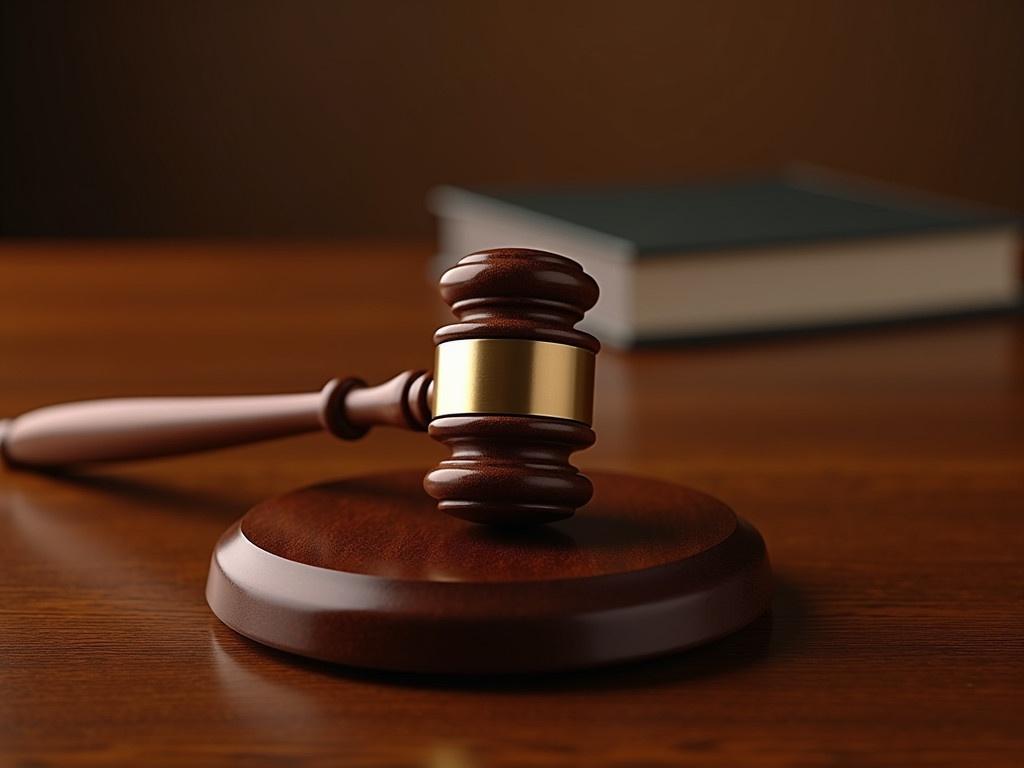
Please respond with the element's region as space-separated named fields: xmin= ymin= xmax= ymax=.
xmin=446 ymin=172 xmax=1018 ymax=256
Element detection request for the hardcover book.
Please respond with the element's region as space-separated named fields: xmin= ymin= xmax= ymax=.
xmin=429 ymin=171 xmax=1021 ymax=347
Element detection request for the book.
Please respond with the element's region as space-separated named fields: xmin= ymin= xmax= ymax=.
xmin=429 ymin=170 xmax=1021 ymax=348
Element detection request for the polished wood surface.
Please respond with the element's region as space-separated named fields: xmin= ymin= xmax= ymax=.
xmin=2 ymin=242 xmax=1022 ymax=766
xmin=210 ymin=470 xmax=770 ymax=673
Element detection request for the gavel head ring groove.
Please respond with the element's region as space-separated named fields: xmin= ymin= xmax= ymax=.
xmin=423 ymin=248 xmax=600 ymax=526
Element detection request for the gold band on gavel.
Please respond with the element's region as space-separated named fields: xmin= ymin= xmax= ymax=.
xmin=432 ymin=338 xmax=595 ymax=425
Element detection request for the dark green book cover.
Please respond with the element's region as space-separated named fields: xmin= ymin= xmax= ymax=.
xmin=447 ymin=172 xmax=1018 ymax=256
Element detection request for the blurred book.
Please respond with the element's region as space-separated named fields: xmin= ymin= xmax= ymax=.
xmin=429 ymin=171 xmax=1021 ymax=348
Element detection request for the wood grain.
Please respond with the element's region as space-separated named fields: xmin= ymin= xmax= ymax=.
xmin=1 ymin=242 xmax=1023 ymax=766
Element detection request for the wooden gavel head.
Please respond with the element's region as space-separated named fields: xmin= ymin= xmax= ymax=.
xmin=422 ymin=248 xmax=600 ymax=525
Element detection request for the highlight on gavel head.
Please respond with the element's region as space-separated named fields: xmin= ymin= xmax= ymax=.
xmin=423 ymin=248 xmax=600 ymax=526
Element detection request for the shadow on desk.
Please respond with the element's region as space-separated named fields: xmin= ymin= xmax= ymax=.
xmin=24 ymin=469 xmax=258 ymax=524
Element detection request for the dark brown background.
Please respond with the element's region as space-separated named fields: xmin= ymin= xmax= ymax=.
xmin=3 ymin=0 xmax=1023 ymax=239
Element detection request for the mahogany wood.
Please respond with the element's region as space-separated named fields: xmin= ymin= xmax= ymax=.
xmin=208 ymin=470 xmax=770 ymax=673
xmin=323 ymin=370 xmax=432 ymax=439
xmin=0 ymin=370 xmax=432 ymax=467
xmin=434 ymin=248 xmax=600 ymax=351
xmin=3 ymin=243 xmax=1023 ymax=766
xmin=1 ymin=389 xmax=328 ymax=465
xmin=424 ymin=415 xmax=595 ymax=524
xmin=425 ymin=249 xmax=601 ymax=524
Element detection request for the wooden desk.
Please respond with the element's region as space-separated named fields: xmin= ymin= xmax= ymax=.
xmin=2 ymin=243 xmax=1021 ymax=766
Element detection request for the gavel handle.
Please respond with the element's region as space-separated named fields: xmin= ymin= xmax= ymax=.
xmin=0 ymin=370 xmax=432 ymax=469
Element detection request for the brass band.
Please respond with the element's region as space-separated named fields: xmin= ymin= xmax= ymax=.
xmin=432 ymin=338 xmax=595 ymax=425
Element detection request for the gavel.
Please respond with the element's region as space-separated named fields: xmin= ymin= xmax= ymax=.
xmin=0 ymin=248 xmax=600 ymax=526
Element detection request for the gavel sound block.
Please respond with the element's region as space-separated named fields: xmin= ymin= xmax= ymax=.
xmin=1 ymin=249 xmax=772 ymax=674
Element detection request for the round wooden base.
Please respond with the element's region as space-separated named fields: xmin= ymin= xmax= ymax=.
xmin=206 ymin=470 xmax=772 ymax=674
